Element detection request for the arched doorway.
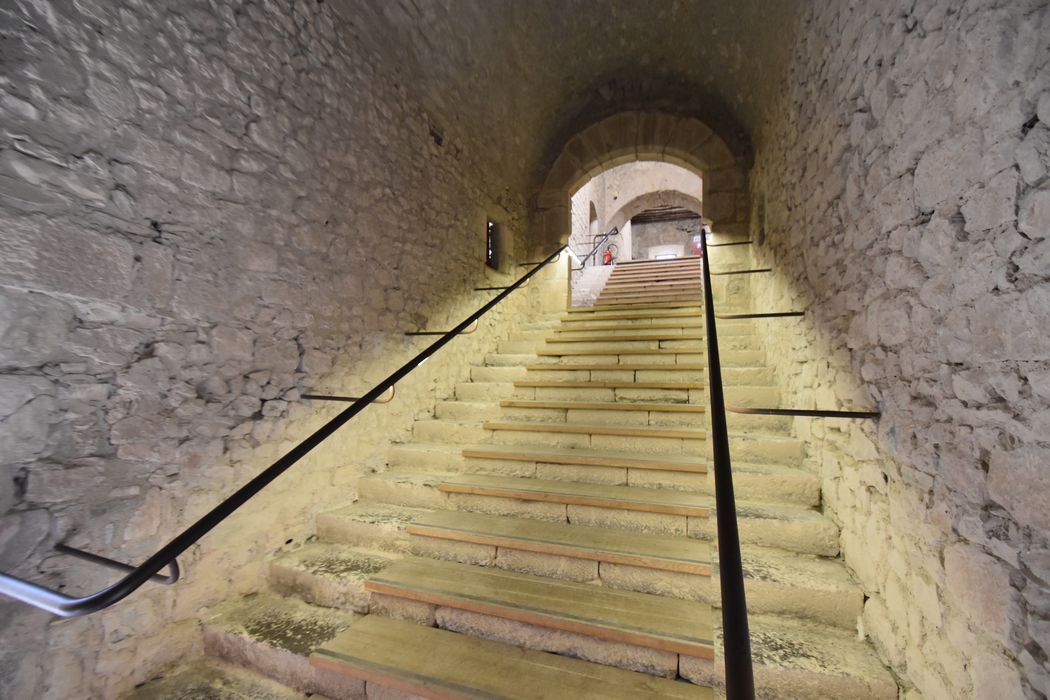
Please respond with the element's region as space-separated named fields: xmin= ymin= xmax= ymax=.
xmin=531 ymin=111 xmax=749 ymax=255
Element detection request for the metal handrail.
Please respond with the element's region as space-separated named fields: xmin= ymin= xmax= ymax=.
xmin=699 ymin=233 xmax=755 ymax=699
xmin=727 ymin=405 xmax=880 ymax=419
xmin=0 ymin=245 xmax=566 ymax=617
xmin=715 ymin=311 xmax=804 ymax=319
xmin=571 ymin=227 xmax=619 ymax=270
xmin=708 ymin=268 xmax=772 ymax=276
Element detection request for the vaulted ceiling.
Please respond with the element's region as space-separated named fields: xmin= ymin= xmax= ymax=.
xmin=338 ymin=0 xmax=802 ymax=195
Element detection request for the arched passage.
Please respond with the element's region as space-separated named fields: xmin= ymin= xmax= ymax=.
xmin=607 ymin=189 xmax=704 ymax=233
xmin=532 ymin=111 xmax=748 ymax=253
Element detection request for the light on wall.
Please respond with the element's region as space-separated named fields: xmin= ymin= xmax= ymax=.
xmin=654 ymin=253 xmax=678 ymax=260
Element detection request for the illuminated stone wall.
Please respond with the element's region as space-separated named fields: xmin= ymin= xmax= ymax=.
xmin=745 ymin=1 xmax=1049 ymax=696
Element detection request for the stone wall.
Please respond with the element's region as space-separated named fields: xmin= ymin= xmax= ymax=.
xmin=746 ymin=0 xmax=1049 ymax=697
xmin=0 ymin=1 xmax=561 ymax=697
xmin=631 ymin=218 xmax=703 ymax=259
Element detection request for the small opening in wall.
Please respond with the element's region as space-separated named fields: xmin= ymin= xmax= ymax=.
xmin=285 ymin=538 xmax=294 ymax=545
xmin=485 ymin=218 xmax=500 ymax=270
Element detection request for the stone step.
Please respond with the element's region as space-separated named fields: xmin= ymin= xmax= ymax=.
xmin=567 ymin=301 xmax=703 ymax=314
xmin=314 ymin=505 xmax=853 ymax=624
xmin=484 ymin=419 xmax=801 ymax=464
xmin=436 ymin=400 xmax=498 ymax=421
xmin=536 ymin=346 xmax=704 ymax=356
xmin=501 ymin=398 xmax=706 ymax=414
xmin=546 ymin=332 xmax=705 ymax=343
xmin=483 ymin=419 xmax=706 ymax=454
xmin=457 ymin=444 xmax=819 ymax=505
xmin=513 ymin=381 xmax=705 ymax=404
xmin=562 ymin=314 xmax=701 ymax=329
xmin=407 ymin=509 xmax=711 ymax=577
xmin=201 ymin=594 xmax=363 ymax=697
xmin=499 ymin=402 xmax=705 ymax=429
xmin=455 ymin=380 xmax=516 ymax=401
xmin=553 ymin=321 xmax=705 ymax=334
xmin=684 ymin=613 xmax=898 ymax=699
xmin=435 ymin=473 xmax=711 ymax=518
xmin=411 ymin=419 xmax=489 ymax=444
xmin=507 ymin=329 xmax=553 ymax=341
xmin=364 ymin=557 xmax=715 ymax=671
xmin=425 ymin=474 xmax=838 ymax=555
xmin=595 ymin=295 xmax=704 ymax=307
xmin=470 ymin=365 xmax=527 ymax=382
xmin=498 ymin=340 xmax=542 ymax=354
xmin=462 ymin=443 xmax=707 ymax=474
xmin=316 ymin=502 xmax=425 ymax=552
xmin=268 ymin=543 xmax=397 ymax=613
xmin=129 ymin=659 xmax=314 ymax=700
xmin=312 ymin=616 xmax=713 ymax=700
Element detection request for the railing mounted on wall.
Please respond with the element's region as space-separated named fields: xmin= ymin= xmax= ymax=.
xmin=569 ymin=226 xmax=619 ymax=270
xmin=0 ymin=246 xmax=567 ymax=617
xmin=698 ymin=231 xmax=755 ymax=700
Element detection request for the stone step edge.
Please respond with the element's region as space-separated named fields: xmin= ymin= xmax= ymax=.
xmin=363 ymin=559 xmax=715 ymax=660
xmin=310 ymin=616 xmax=714 ymax=700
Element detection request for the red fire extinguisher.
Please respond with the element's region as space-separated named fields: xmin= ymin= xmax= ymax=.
xmin=602 ymin=247 xmax=613 ymax=265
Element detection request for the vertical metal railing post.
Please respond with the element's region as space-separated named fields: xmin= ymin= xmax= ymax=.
xmin=700 ymin=232 xmax=755 ymax=699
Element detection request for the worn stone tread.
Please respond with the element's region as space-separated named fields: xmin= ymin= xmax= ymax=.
xmin=313 ymin=615 xmax=713 ymax=700
xmin=682 ymin=613 xmax=898 ymax=699
xmin=202 ymin=594 xmax=361 ymax=697
xmin=567 ymin=301 xmax=702 ymax=313
xmin=269 ymin=543 xmax=397 ymax=612
xmin=536 ymin=347 xmax=703 ymax=356
xmin=129 ymin=660 xmax=317 ymax=700
xmin=365 ymin=557 xmax=714 ymax=659
xmin=560 ymin=310 xmax=699 ymax=321
xmin=408 ymin=510 xmax=711 ymax=575
xmin=501 ymin=399 xmax=706 ymax=413
xmin=437 ymin=474 xmax=711 ymax=517
xmin=461 ymin=443 xmax=708 ymax=473
xmin=525 ymin=362 xmax=706 ymax=371
xmin=545 ymin=332 xmax=706 ymax=342
xmin=515 ymin=379 xmax=706 ymax=389
xmin=552 ymin=321 xmax=705 ymax=332
xmin=483 ymin=420 xmax=707 ymax=440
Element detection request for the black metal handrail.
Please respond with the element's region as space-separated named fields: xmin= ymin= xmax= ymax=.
xmin=727 ymin=405 xmax=880 ymax=419
xmin=706 ymin=240 xmax=752 ymax=247
xmin=709 ymin=268 xmax=772 ymax=276
xmin=698 ymin=233 xmax=755 ymax=699
xmin=715 ymin=311 xmax=804 ymax=320
xmin=571 ymin=226 xmax=619 ymax=270
xmin=0 ymin=246 xmax=566 ymax=617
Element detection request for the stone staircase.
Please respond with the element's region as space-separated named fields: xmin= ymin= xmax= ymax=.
xmin=131 ymin=259 xmax=898 ymax=699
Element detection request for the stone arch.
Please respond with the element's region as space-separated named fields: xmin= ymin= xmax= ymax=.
xmin=607 ymin=189 xmax=704 ymax=233
xmin=532 ymin=111 xmax=748 ymax=253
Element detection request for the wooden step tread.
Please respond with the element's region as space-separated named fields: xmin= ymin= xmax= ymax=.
xmin=483 ymin=420 xmax=707 ymax=440
xmin=561 ymin=310 xmax=698 ymax=321
xmin=567 ymin=302 xmax=702 ymax=314
xmin=312 ymin=616 xmax=712 ymax=700
xmin=501 ymin=399 xmax=706 ymax=413
xmin=408 ymin=511 xmax=712 ymax=575
xmin=545 ymin=333 xmax=705 ymax=342
xmin=613 ymin=257 xmax=701 ymax=265
xmin=526 ymin=363 xmax=705 ymax=371
xmin=515 ymin=380 xmax=705 ymax=390
xmin=536 ymin=348 xmax=703 ymax=356
xmin=553 ymin=322 xmax=704 ymax=332
xmin=595 ymin=297 xmax=703 ymax=307
xmin=437 ymin=474 xmax=711 ymax=517
xmin=462 ymin=444 xmax=708 ymax=473
xmin=602 ymin=280 xmax=701 ymax=290
xmin=364 ymin=558 xmax=714 ymax=658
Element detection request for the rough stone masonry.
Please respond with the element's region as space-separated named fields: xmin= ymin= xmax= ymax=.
xmin=746 ymin=1 xmax=1049 ymax=698
xmin=0 ymin=1 xmax=553 ymax=697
